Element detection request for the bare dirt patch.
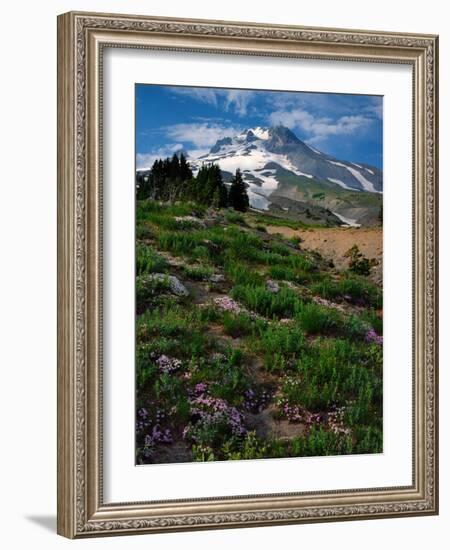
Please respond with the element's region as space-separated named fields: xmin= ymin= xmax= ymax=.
xmin=266 ymin=225 xmax=383 ymax=284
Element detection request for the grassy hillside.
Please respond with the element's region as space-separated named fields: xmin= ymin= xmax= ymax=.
xmin=136 ymin=201 xmax=383 ymax=464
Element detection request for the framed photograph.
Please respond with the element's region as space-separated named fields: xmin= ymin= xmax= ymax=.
xmin=57 ymin=11 xmax=439 ymax=538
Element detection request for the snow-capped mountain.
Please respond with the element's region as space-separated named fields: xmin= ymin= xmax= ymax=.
xmin=186 ymin=125 xmax=382 ymax=225
xmin=191 ymin=125 xmax=381 ymax=198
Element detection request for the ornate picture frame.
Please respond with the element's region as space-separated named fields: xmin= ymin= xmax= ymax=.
xmin=57 ymin=11 xmax=438 ymax=538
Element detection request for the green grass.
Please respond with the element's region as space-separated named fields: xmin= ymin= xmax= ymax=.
xmin=136 ymin=306 xmax=212 ymax=359
xmin=224 ymin=210 xmax=247 ymax=225
xmin=360 ymin=308 xmax=383 ymax=334
xmin=221 ymin=311 xmax=266 ymax=338
xmin=136 ymin=274 xmax=172 ymax=311
xmin=250 ymin=322 xmax=306 ymax=372
xmin=295 ymin=302 xmax=343 ymax=335
xmin=250 ymin=213 xmax=307 ymax=230
xmin=136 ymin=244 xmax=168 ymax=275
xmin=181 ymin=264 xmax=214 ymax=281
xmin=231 ymin=284 xmax=302 ymax=319
xmin=278 ymin=337 xmax=382 ymax=421
xmin=157 ymin=231 xmax=204 ymax=257
xmin=137 ymin=200 xmax=205 ymax=220
xmin=155 ymin=223 xmax=316 ymax=282
xmin=191 ymin=349 xmax=249 ymax=405
xmin=135 ymin=199 xmax=383 ymax=464
xmin=267 ymin=264 xmax=315 ymax=285
xmin=218 ymin=427 xmax=358 ymax=461
xmin=136 ymin=221 xmax=153 ymax=240
xmin=223 ymin=259 xmax=264 ymax=287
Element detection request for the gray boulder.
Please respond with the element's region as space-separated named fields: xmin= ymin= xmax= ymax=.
xmin=148 ymin=273 xmax=189 ymax=297
xmin=266 ymin=279 xmax=280 ymax=293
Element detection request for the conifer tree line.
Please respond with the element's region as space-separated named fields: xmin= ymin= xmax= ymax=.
xmin=136 ymin=153 xmax=249 ymax=211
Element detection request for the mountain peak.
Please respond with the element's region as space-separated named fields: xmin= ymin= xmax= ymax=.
xmin=240 ymin=125 xmax=300 ymax=143
xmin=236 ymin=126 xmax=270 ymax=142
xmin=267 ymin=125 xmax=302 ymax=145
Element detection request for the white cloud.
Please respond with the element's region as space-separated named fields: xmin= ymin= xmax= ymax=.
xmin=165 ymin=123 xmax=242 ymax=148
xmin=223 ymin=90 xmax=254 ymax=116
xmin=269 ymin=108 xmax=372 ymax=144
xmin=363 ymin=99 xmax=383 ymax=119
xmin=171 ymin=87 xmax=254 ymax=117
xmin=170 ymin=87 xmax=219 ymax=107
xmin=136 ymin=143 xmax=183 ymax=170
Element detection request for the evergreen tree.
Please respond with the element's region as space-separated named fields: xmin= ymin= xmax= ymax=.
xmin=210 ymin=164 xmax=228 ymax=208
xmin=228 ymin=168 xmax=249 ymax=212
xmin=195 ymin=165 xmax=213 ymax=204
xmin=193 ymin=163 xmax=228 ymax=207
xmin=179 ymin=153 xmax=193 ymax=181
xmin=136 ymin=154 xmax=194 ymax=202
xmin=136 ymin=172 xmax=151 ymax=200
xmin=151 ymin=159 xmax=165 ymax=199
xmin=169 ymin=154 xmax=180 ymax=179
xmin=136 ymin=154 xmax=229 ymax=209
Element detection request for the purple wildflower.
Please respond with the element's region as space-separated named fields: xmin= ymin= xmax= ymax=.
xmin=195 ymin=382 xmax=208 ymax=394
xmin=183 ymin=393 xmax=246 ymax=442
xmin=243 ymin=388 xmax=272 ymax=413
xmin=155 ymin=354 xmax=182 ymax=374
xmin=365 ymin=328 xmax=383 ymax=345
xmin=138 ymin=407 xmax=148 ymax=419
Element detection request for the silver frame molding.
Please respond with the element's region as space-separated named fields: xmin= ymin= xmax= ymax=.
xmin=57 ymin=11 xmax=439 ymax=538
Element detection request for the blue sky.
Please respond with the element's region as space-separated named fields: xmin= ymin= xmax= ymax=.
xmin=136 ymin=84 xmax=383 ymax=170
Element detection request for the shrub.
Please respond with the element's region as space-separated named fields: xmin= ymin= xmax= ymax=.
xmin=344 ymin=245 xmax=377 ymax=276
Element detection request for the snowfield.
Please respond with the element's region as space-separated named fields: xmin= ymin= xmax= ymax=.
xmin=332 ymin=211 xmax=361 ymax=228
xmin=327 ymin=177 xmax=355 ymax=191
xmin=328 ymin=160 xmax=380 ymax=193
